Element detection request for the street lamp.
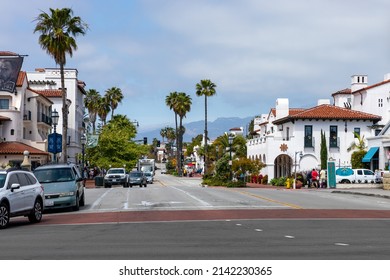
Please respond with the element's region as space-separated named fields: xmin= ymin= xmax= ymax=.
xmin=293 ymin=151 xmax=303 ymax=189
xmin=228 ymin=135 xmax=234 ymax=180
xmin=51 ymin=109 xmax=59 ymax=162
xmin=131 ymin=120 xmax=139 ymax=127
xmin=80 ymin=135 xmax=86 ymax=177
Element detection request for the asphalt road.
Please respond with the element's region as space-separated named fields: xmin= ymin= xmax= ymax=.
xmin=1 ymin=172 xmax=390 ymax=260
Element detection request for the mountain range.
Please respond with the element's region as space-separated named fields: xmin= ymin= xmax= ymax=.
xmin=140 ymin=116 xmax=254 ymax=143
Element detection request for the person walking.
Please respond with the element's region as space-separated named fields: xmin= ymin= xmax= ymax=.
xmin=306 ymin=170 xmax=312 ymax=188
xmin=311 ymin=168 xmax=319 ymax=188
xmin=320 ymin=169 xmax=327 ymax=188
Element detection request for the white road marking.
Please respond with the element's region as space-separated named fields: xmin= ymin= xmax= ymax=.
xmin=90 ymin=188 xmax=114 ymax=210
xmin=335 ymin=243 xmax=349 ymax=246
xmin=285 ymin=235 xmax=295 ymax=239
xmin=169 ymin=186 xmax=212 ymax=207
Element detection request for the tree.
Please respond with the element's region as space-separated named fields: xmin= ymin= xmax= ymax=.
xmin=34 ymin=8 xmax=88 ymax=163
xmin=160 ymin=127 xmax=168 ymax=143
xmin=97 ymin=95 xmax=111 ymax=126
xmin=320 ymin=130 xmax=328 ymax=170
xmin=174 ymin=92 xmax=192 ymax=176
xmin=105 ymin=87 xmax=124 ymax=118
xmin=87 ymin=114 xmax=147 ymax=170
xmin=348 ymin=132 xmax=367 ymax=168
xmin=165 ymin=92 xmax=179 ymax=171
xmin=196 ymin=79 xmax=217 ymax=174
xmin=84 ymin=89 xmax=101 ymax=134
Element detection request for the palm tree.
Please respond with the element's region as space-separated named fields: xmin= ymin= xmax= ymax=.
xmin=195 ymin=79 xmax=217 ymax=174
xmin=160 ymin=127 xmax=168 ymax=143
xmin=174 ymin=92 xmax=192 ymax=176
xmin=105 ymin=87 xmax=124 ymax=118
xmin=347 ymin=132 xmax=367 ymax=152
xmin=97 ymin=95 xmax=111 ymax=126
xmin=166 ymin=92 xmax=179 ymax=170
xmin=34 ymin=8 xmax=88 ymax=163
xmin=84 ymin=89 xmax=101 ymax=134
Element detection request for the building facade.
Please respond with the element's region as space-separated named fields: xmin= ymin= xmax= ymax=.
xmin=247 ymin=73 xmax=390 ymax=180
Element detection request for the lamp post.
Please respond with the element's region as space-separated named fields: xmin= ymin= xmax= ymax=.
xmin=80 ymin=135 xmax=86 ymax=177
xmin=228 ymin=135 xmax=234 ymax=180
xmin=51 ymin=109 xmax=59 ymax=162
xmin=293 ymin=151 xmax=303 ymax=189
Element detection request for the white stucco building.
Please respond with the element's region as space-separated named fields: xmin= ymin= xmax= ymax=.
xmin=27 ymin=68 xmax=87 ymax=165
xmin=0 ymin=51 xmax=86 ymax=168
xmin=247 ymin=73 xmax=390 ymax=180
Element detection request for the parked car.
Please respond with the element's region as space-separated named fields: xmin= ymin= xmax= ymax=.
xmin=0 ymin=168 xmax=44 ymax=229
xmin=336 ymin=168 xmax=376 ymax=184
xmin=128 ymin=171 xmax=147 ymax=187
xmin=104 ymin=168 xmax=128 ymax=188
xmin=144 ymin=172 xmax=154 ymax=184
xmin=33 ymin=163 xmax=85 ymax=211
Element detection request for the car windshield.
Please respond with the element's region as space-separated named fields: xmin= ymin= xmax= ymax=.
xmin=108 ymin=169 xmax=125 ymax=174
xmin=145 ymin=172 xmax=152 ymax=177
xmin=130 ymin=172 xmax=141 ymax=177
xmin=34 ymin=168 xmax=75 ymax=183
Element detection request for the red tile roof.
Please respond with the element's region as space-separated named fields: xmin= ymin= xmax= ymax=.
xmin=34 ymin=89 xmax=63 ymax=97
xmin=16 ymin=71 xmax=26 ymax=87
xmin=273 ymin=104 xmax=381 ymax=125
xmin=0 ymin=142 xmax=49 ymax=155
xmin=0 ymin=51 xmax=19 ymax=56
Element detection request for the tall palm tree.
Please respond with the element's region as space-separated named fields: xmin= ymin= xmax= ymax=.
xmin=105 ymin=87 xmax=124 ymax=118
xmin=166 ymin=92 xmax=179 ymax=170
xmin=160 ymin=127 xmax=168 ymax=143
xmin=174 ymin=92 xmax=192 ymax=176
xmin=84 ymin=89 xmax=101 ymax=134
xmin=195 ymin=79 xmax=217 ymax=174
xmin=97 ymin=95 xmax=111 ymax=126
xmin=34 ymin=8 xmax=88 ymax=163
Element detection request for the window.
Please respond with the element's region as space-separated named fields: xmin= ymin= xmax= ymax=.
xmin=0 ymin=99 xmax=9 ymax=109
xmin=304 ymin=125 xmax=313 ymax=147
xmin=330 ymin=126 xmax=338 ymax=148
xmin=354 ymin=128 xmax=360 ymax=138
xmin=378 ymin=98 xmax=383 ymax=107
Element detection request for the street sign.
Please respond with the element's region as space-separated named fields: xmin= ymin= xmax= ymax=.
xmin=48 ymin=133 xmax=62 ymax=154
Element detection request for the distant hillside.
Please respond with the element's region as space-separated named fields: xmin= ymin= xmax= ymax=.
xmin=140 ymin=116 xmax=254 ymax=142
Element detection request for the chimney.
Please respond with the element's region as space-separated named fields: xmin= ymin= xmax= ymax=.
xmin=351 ymin=75 xmax=367 ymax=92
xmin=275 ymin=98 xmax=289 ymax=119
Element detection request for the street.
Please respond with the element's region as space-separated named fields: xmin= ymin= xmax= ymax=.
xmin=1 ymin=171 xmax=390 ymax=260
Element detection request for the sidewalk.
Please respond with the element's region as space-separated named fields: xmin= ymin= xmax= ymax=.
xmin=246 ymin=182 xmax=390 ymax=199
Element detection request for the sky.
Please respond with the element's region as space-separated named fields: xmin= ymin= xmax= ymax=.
xmin=1 ymin=0 xmax=390 ymax=134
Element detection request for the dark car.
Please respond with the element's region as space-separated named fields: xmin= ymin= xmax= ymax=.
xmin=128 ymin=171 xmax=147 ymax=187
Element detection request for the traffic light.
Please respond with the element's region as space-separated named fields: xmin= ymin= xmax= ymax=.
xmin=143 ymin=137 xmax=147 ymax=145
xmin=157 ymin=140 xmax=161 ymax=147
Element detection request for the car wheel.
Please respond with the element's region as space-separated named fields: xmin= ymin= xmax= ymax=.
xmin=79 ymin=191 xmax=85 ymax=207
xmin=73 ymin=194 xmax=80 ymax=211
xmin=28 ymin=199 xmax=43 ymax=223
xmin=0 ymin=202 xmax=10 ymax=229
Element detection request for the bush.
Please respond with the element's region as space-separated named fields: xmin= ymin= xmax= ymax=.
xmin=226 ymin=181 xmax=246 ymax=188
xmin=270 ymin=176 xmax=287 ymax=186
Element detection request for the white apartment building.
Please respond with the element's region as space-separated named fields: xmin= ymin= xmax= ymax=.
xmin=27 ymin=68 xmax=87 ymax=165
xmin=247 ymin=73 xmax=390 ymax=180
xmin=0 ymin=51 xmax=86 ymax=168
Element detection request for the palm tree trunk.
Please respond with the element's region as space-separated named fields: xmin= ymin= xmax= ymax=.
xmin=174 ymin=112 xmax=179 ymax=174
xmin=60 ymin=63 xmax=68 ymax=163
xmin=178 ymin=117 xmax=183 ymax=177
xmin=204 ymin=95 xmax=208 ymax=174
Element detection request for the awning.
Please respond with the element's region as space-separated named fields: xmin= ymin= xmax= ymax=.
xmin=362 ymin=147 xmax=379 ymax=163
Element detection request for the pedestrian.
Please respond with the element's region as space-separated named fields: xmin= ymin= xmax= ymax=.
xmin=320 ymin=169 xmax=327 ymax=188
xmin=311 ymin=168 xmax=319 ymax=188
xmin=306 ymin=170 xmax=312 ymax=188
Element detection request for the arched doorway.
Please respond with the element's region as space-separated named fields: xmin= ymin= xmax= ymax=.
xmin=274 ymin=154 xmax=292 ymax=178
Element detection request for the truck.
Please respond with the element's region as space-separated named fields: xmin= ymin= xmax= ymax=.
xmin=335 ymin=168 xmax=376 ymax=184
xmin=138 ymin=158 xmax=155 ymax=175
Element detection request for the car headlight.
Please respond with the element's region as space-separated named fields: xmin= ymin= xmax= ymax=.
xmin=59 ymin=191 xmax=75 ymax=197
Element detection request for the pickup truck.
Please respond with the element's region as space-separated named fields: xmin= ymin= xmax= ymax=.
xmin=336 ymin=168 xmax=376 ymax=184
